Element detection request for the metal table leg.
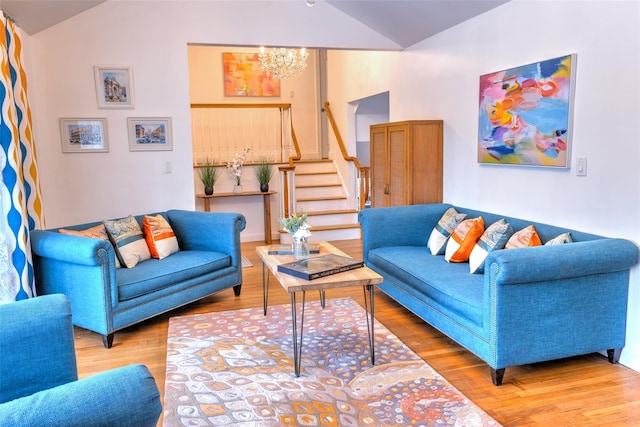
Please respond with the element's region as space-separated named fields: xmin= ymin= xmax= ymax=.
xmin=262 ymin=262 xmax=270 ymax=316
xmin=363 ymin=284 xmax=375 ymax=365
xmin=290 ymin=291 xmax=306 ymax=377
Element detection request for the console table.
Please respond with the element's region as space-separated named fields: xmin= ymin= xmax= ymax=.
xmin=197 ymin=191 xmax=276 ymax=244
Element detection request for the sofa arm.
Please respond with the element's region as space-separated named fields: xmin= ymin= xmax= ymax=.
xmin=359 ymin=204 xmax=451 ymax=260
xmin=486 ymin=238 xmax=639 ymax=285
xmin=0 ymin=365 xmax=162 ymax=427
xmin=0 ymin=295 xmax=78 ymax=403
xmin=30 ymin=230 xmax=117 ymax=267
xmin=167 ymin=210 xmax=246 ymax=253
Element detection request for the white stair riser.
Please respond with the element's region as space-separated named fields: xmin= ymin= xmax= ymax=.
xmin=296 ymin=186 xmax=344 ymax=199
xmin=294 ymin=163 xmax=336 ymax=174
xmin=295 ymin=174 xmax=341 ymax=186
xmin=280 ymin=227 xmax=361 ymax=244
xmin=307 ymin=213 xmax=358 ymax=227
xmin=295 ymin=199 xmax=350 ymax=212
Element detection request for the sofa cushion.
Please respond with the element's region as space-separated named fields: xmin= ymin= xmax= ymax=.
xmin=142 ymin=214 xmax=179 ymax=259
xmin=104 ymin=215 xmax=151 ymax=268
xmin=505 ymin=225 xmax=542 ymax=249
xmin=368 ymin=246 xmax=484 ymax=325
xmin=545 ymin=232 xmax=572 ymax=245
xmin=445 ymin=217 xmax=484 ymax=263
xmin=116 ymin=250 xmax=231 ymax=301
xmin=469 ymin=219 xmax=513 ymax=274
xmin=59 ymin=224 xmax=121 ymax=268
xmin=427 ymin=207 xmax=467 ymax=255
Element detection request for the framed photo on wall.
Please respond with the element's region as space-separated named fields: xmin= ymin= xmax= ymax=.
xmin=127 ymin=117 xmax=173 ymax=151
xmin=477 ymin=53 xmax=576 ymax=168
xmin=59 ymin=118 xmax=109 ymax=153
xmin=94 ymin=65 xmax=135 ymax=109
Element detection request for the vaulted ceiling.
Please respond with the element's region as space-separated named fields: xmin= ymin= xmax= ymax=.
xmin=1 ymin=0 xmax=508 ymax=48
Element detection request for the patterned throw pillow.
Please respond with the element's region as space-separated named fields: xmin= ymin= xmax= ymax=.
xmin=143 ymin=214 xmax=179 ymax=259
xmin=505 ymin=225 xmax=542 ymax=249
xmin=468 ymin=219 xmax=513 ymax=274
xmin=103 ymin=215 xmax=151 ymax=268
xmin=444 ymin=216 xmax=485 ymax=263
xmin=59 ymin=224 xmax=121 ymax=268
xmin=545 ymin=232 xmax=573 ymax=245
xmin=427 ymin=208 xmax=467 ymax=255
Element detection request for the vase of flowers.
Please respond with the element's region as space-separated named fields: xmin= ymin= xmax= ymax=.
xmin=227 ymin=148 xmax=250 ymax=193
xmin=280 ymin=212 xmax=312 ymax=260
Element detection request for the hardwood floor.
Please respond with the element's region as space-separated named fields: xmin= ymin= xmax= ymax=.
xmin=74 ymin=239 xmax=640 ymax=426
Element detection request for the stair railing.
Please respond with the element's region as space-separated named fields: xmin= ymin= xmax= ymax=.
xmin=278 ymin=109 xmax=301 ymax=220
xmin=190 ymin=103 xmax=299 ymax=165
xmin=324 ymin=101 xmax=370 ymax=210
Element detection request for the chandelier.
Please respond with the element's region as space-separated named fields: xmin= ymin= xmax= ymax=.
xmin=258 ymin=47 xmax=309 ymax=79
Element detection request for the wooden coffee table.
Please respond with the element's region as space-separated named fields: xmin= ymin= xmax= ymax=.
xmin=256 ymin=241 xmax=383 ymax=376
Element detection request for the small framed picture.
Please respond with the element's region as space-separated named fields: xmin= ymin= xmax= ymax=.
xmin=59 ymin=118 xmax=109 ymax=153
xmin=94 ymin=65 xmax=134 ymax=109
xmin=127 ymin=117 xmax=173 ymax=151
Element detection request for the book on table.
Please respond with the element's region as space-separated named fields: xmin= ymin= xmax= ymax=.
xmin=268 ymin=243 xmax=320 ymax=255
xmin=277 ymin=254 xmax=364 ymax=280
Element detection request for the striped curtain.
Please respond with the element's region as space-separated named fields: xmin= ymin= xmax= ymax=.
xmin=0 ymin=13 xmax=45 ymax=303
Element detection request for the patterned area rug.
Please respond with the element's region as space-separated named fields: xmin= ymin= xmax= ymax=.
xmin=163 ymin=297 xmax=500 ymax=427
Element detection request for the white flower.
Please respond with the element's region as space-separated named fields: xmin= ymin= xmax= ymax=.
xmin=280 ymin=212 xmax=312 ymax=240
xmin=226 ymin=148 xmax=250 ymax=185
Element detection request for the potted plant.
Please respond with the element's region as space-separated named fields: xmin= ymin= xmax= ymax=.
xmin=198 ymin=158 xmax=218 ymax=195
xmin=254 ymin=156 xmax=274 ymax=192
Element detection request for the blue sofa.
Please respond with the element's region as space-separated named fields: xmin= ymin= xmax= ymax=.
xmin=0 ymin=294 xmax=162 ymax=426
xmin=31 ymin=210 xmax=246 ymax=348
xmin=359 ymin=203 xmax=639 ymax=385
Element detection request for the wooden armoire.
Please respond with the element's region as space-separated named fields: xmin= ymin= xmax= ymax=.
xmin=369 ymin=120 xmax=443 ymax=208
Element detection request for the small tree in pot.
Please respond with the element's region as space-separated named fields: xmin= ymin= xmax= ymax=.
xmin=198 ymin=158 xmax=218 ymax=195
xmin=254 ymin=157 xmax=274 ymax=192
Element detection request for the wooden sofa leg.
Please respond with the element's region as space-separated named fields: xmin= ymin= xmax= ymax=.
xmin=102 ymin=333 xmax=114 ymax=349
xmin=607 ymin=348 xmax=622 ymax=364
xmin=490 ymin=367 xmax=505 ymax=386
xmin=233 ymin=284 xmax=242 ymax=296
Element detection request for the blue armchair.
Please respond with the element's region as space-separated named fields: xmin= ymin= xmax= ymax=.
xmin=0 ymin=294 xmax=162 ymax=426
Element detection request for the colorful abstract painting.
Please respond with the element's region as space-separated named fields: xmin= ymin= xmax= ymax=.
xmin=478 ymin=54 xmax=576 ymax=167
xmin=223 ymin=52 xmax=280 ymax=97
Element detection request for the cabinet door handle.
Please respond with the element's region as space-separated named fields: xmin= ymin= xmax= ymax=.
xmin=384 ymin=184 xmax=389 ymax=194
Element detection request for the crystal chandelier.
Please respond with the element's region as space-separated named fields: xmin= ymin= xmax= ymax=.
xmin=258 ymin=47 xmax=309 ymax=79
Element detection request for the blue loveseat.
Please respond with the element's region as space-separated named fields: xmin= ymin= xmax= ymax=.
xmin=359 ymin=203 xmax=639 ymax=385
xmin=31 ymin=210 xmax=246 ymax=348
xmin=0 ymin=294 xmax=162 ymax=426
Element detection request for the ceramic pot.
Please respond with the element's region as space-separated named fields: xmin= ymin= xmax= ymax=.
xmin=260 ymin=183 xmax=269 ymax=192
xmin=204 ymin=186 xmax=214 ymax=195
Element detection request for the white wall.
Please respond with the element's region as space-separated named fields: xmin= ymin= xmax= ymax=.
xmin=26 ymin=0 xmax=399 ymax=240
xmin=326 ymin=0 xmax=640 ymax=372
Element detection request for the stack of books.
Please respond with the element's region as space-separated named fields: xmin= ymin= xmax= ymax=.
xmin=277 ymin=254 xmax=364 ymax=280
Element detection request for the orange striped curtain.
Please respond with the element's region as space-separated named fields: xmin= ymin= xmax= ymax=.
xmin=0 ymin=13 xmax=44 ymax=303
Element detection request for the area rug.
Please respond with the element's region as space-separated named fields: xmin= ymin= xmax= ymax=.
xmin=163 ymin=297 xmax=500 ymax=427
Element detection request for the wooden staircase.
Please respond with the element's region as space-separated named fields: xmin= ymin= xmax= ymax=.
xmin=279 ymin=159 xmax=361 ymax=243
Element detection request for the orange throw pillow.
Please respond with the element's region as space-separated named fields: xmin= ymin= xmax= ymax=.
xmin=59 ymin=224 xmax=121 ymax=268
xmin=444 ymin=217 xmax=485 ymax=263
xmin=505 ymin=225 xmax=542 ymax=249
xmin=143 ymin=214 xmax=179 ymax=259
